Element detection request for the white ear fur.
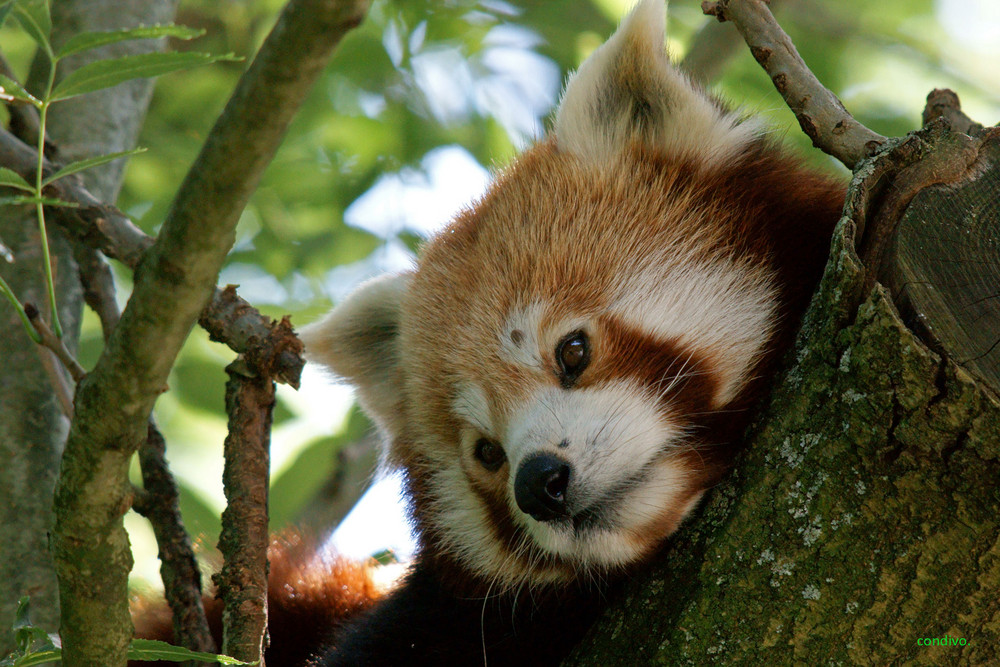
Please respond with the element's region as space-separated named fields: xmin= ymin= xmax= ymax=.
xmin=554 ymin=0 xmax=759 ymax=164
xmin=300 ymin=273 xmax=410 ymax=437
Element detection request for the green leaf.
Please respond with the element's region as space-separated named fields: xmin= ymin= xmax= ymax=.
xmin=10 ymin=649 xmax=61 ymax=666
xmin=127 ymin=639 xmax=254 ymax=664
xmin=0 ymin=73 xmax=41 ymax=106
xmin=12 ymin=597 xmax=30 ymax=628
xmin=0 ymin=274 xmax=41 ymax=344
xmin=12 ymin=0 xmax=52 ymax=57
xmin=42 ymin=148 xmax=147 ymax=186
xmin=56 ymin=24 xmax=206 ymax=61
xmin=50 ymin=51 xmax=241 ymax=101
xmin=0 ymin=167 xmax=35 ymax=191
xmin=0 ymin=1 xmax=16 ymax=29
xmin=0 ymin=195 xmax=79 ymax=208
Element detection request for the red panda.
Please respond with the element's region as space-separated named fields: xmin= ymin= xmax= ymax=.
xmin=136 ymin=0 xmax=845 ymax=664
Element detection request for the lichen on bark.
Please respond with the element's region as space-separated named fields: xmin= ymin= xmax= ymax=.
xmin=566 ymin=130 xmax=1000 ymax=665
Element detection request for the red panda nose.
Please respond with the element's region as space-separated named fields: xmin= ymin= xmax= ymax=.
xmin=514 ymin=454 xmax=571 ymax=522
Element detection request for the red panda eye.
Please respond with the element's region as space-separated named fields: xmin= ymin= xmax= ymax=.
xmin=556 ymin=331 xmax=589 ymax=384
xmin=474 ymin=438 xmax=506 ymax=472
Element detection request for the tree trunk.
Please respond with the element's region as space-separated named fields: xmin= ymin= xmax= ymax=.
xmin=0 ymin=207 xmax=81 ymax=653
xmin=0 ymin=0 xmax=178 ymax=652
xmin=567 ymin=124 xmax=1000 ymax=665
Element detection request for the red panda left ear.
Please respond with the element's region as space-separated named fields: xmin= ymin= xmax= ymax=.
xmin=554 ymin=0 xmax=759 ymax=164
xmin=300 ymin=273 xmax=411 ymax=440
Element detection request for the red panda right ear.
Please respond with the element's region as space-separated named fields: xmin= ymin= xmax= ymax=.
xmin=554 ymin=0 xmax=759 ymax=165
xmin=300 ymin=273 xmax=410 ymax=439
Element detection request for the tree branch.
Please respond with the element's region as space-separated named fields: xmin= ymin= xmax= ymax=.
xmin=25 ymin=302 xmax=86 ymax=382
xmin=922 ymin=88 xmax=985 ymax=136
xmin=682 ymin=0 xmax=784 ymax=86
xmin=0 ymin=128 xmax=304 ymax=386
xmin=0 ymin=51 xmax=49 ymax=157
xmin=703 ymin=0 xmax=886 ymax=169
xmin=50 ymin=0 xmax=371 ymax=663
xmin=134 ymin=422 xmax=217 ymax=654
xmin=214 ymin=361 xmax=275 ymax=665
xmin=70 ymin=241 xmax=120 ymax=340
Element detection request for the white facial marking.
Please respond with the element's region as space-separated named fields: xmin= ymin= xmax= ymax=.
xmin=499 ymin=302 xmax=590 ymax=372
xmin=427 ymin=460 xmax=568 ymax=589
xmin=499 ymin=302 xmax=547 ymax=368
xmin=503 ymin=380 xmax=691 ymax=569
xmin=611 ymin=252 xmax=778 ymax=404
xmin=451 ymin=381 xmax=495 ymax=438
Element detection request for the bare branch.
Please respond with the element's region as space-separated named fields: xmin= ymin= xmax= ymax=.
xmin=703 ymin=0 xmax=886 ymax=169
xmin=215 ymin=360 xmax=274 ymax=664
xmin=0 ymin=128 xmax=303 ymax=386
xmin=0 ymin=51 xmax=50 ymax=157
xmin=922 ymin=88 xmax=985 ymax=136
xmin=34 ymin=344 xmax=75 ymax=420
xmin=51 ymin=1 xmax=371 ymax=662
xmin=25 ymin=302 xmax=86 ymax=383
xmin=0 ymin=129 xmax=152 ymax=264
xmin=683 ymin=0 xmax=784 ymax=86
xmin=135 ymin=421 xmax=216 ymax=654
xmin=70 ymin=242 xmax=120 ymax=340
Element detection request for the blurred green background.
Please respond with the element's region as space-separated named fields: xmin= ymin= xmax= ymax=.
xmin=3 ymin=0 xmax=997 ymax=590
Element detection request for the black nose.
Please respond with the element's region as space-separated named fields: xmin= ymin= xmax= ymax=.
xmin=514 ymin=454 xmax=571 ymax=522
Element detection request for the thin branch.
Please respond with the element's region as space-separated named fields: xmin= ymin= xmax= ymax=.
xmin=34 ymin=343 xmax=75 ymax=419
xmin=51 ymin=1 xmax=370 ymax=662
xmin=703 ymin=0 xmax=886 ymax=169
xmin=922 ymin=88 xmax=984 ymax=136
xmin=70 ymin=241 xmax=120 ymax=340
xmin=25 ymin=302 xmax=86 ymax=382
xmin=0 ymin=128 xmax=153 ymax=264
xmin=135 ymin=421 xmax=216 ymax=654
xmin=682 ymin=0 xmax=785 ymax=86
xmin=0 ymin=128 xmax=304 ymax=386
xmin=0 ymin=50 xmax=51 ymax=157
xmin=215 ymin=360 xmax=274 ymax=665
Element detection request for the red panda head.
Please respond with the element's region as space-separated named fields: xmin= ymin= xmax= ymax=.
xmin=303 ymin=0 xmax=841 ymax=592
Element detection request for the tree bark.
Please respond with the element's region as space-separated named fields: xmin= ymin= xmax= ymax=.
xmin=214 ymin=362 xmax=275 ymax=665
xmin=566 ymin=125 xmax=1000 ymax=665
xmin=0 ymin=207 xmax=81 ymax=654
xmin=0 ymin=0 xmax=178 ymax=652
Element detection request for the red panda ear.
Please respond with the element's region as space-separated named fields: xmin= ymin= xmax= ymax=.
xmin=300 ymin=273 xmax=410 ymax=438
xmin=554 ymin=0 xmax=759 ymax=164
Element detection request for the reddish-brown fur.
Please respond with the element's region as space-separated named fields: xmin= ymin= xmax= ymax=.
xmin=131 ymin=533 xmax=381 ymax=666
xmin=397 ymin=138 xmax=843 ymax=586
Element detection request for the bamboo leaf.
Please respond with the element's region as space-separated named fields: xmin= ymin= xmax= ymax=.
xmin=12 ymin=0 xmax=52 ymax=57
xmin=0 ymin=167 xmax=34 ymax=192
xmin=127 ymin=639 xmax=254 ymax=664
xmin=56 ymin=24 xmax=206 ymax=61
xmin=51 ymin=51 xmax=241 ymax=101
xmin=0 ymin=73 xmax=41 ymax=106
xmin=42 ymin=148 xmax=147 ymax=186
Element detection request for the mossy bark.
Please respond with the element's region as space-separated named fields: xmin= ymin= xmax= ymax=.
xmin=0 ymin=0 xmax=178 ymax=651
xmin=566 ymin=129 xmax=1000 ymax=665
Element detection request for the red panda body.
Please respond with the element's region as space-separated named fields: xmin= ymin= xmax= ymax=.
xmin=137 ymin=1 xmax=845 ymax=664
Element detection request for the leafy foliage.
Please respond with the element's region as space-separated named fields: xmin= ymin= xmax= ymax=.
xmin=2 ymin=599 xmax=250 ymax=665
